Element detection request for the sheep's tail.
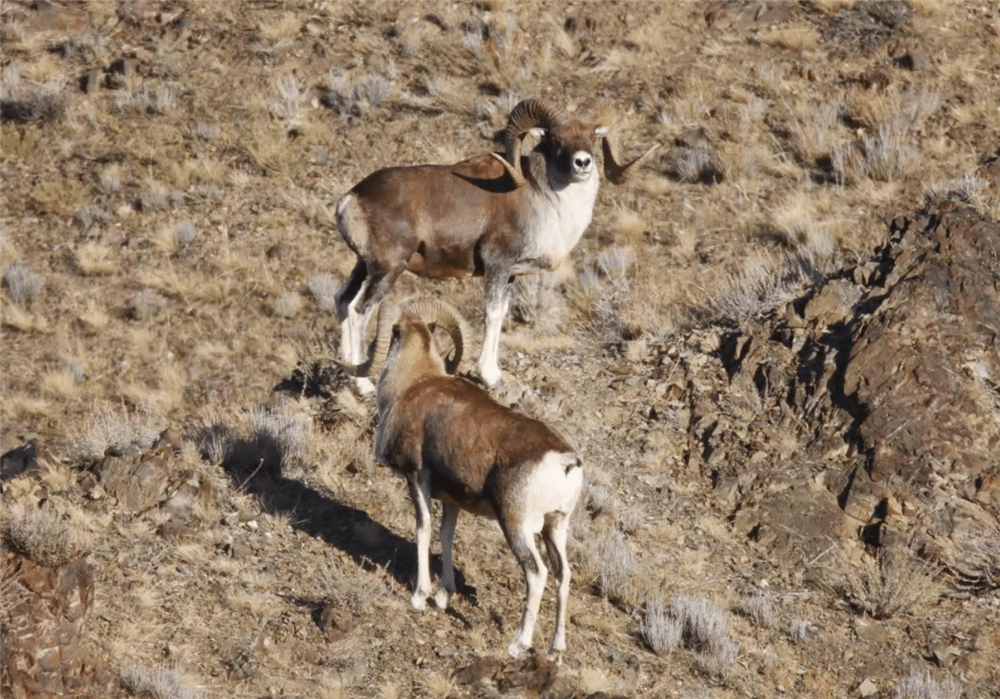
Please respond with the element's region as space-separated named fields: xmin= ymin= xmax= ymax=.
xmin=560 ymin=453 xmax=582 ymax=474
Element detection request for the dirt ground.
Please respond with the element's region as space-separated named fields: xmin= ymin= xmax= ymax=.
xmin=2 ymin=2 xmax=999 ymax=698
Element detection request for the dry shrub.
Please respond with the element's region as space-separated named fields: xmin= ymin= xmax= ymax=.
xmin=1 ymin=501 xmax=91 ymax=566
xmin=893 ymin=669 xmax=961 ymax=699
xmin=641 ymin=593 xmax=739 ymax=681
xmin=733 ymin=589 xmax=777 ymax=628
xmin=670 ymin=593 xmax=730 ymax=650
xmin=509 ymin=270 xmax=564 ymax=326
xmin=3 ymin=260 xmax=44 ymax=306
xmin=119 ymin=663 xmax=202 ymax=699
xmin=598 ymin=528 xmax=639 ymax=607
xmin=702 ymin=249 xmax=825 ymax=325
xmin=786 ymin=619 xmax=820 ymax=643
xmin=832 ymin=547 xmax=944 ymax=618
xmin=74 ymin=243 xmax=119 ymax=276
xmin=194 ymin=400 xmax=315 ymax=478
xmin=640 ymin=597 xmax=683 ymax=653
xmin=69 ymin=402 xmax=165 ymax=462
xmin=309 ymin=273 xmax=340 ymax=313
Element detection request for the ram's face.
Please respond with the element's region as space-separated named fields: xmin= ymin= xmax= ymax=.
xmin=388 ymin=313 xmax=432 ymax=357
xmin=542 ymin=120 xmax=600 ymax=183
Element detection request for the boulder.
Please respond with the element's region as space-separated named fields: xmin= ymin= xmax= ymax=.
xmin=0 ymin=551 xmax=115 ymax=698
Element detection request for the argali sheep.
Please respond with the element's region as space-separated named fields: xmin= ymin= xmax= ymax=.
xmin=338 ymin=299 xmax=584 ymax=659
xmin=333 ymin=98 xmax=657 ymax=393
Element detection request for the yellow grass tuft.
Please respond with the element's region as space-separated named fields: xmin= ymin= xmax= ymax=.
xmin=259 ymin=12 xmax=301 ymax=43
xmin=41 ymin=369 xmax=80 ymax=399
xmin=78 ymin=301 xmax=110 ymax=332
xmin=421 ymin=670 xmax=455 ymax=699
xmin=613 ymin=208 xmax=647 ymax=245
xmin=75 ymin=243 xmax=119 ymax=276
xmin=758 ymin=24 xmax=822 ymax=52
xmin=2 ymin=303 xmax=49 ymax=333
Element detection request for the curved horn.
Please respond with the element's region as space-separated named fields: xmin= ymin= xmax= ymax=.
xmin=492 ymin=99 xmax=567 ymax=187
xmin=334 ymin=300 xmax=398 ymax=379
xmin=403 ymin=298 xmax=470 ymax=374
xmin=601 ymin=127 xmax=660 ymax=185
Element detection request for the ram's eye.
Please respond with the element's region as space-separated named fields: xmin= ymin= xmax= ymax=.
xmin=391 ymin=325 xmax=401 ymax=340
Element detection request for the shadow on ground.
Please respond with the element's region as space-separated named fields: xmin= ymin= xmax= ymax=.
xmin=193 ymin=418 xmax=474 ymax=603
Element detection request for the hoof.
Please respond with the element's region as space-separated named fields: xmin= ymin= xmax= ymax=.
xmin=433 ymin=588 xmax=450 ymax=610
xmin=506 ymin=640 xmax=529 ymax=659
xmin=477 ymin=364 xmax=504 ymax=390
xmin=410 ymin=593 xmax=427 ymax=611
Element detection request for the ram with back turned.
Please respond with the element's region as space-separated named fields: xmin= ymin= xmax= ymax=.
xmin=338 ymin=299 xmax=583 ymax=659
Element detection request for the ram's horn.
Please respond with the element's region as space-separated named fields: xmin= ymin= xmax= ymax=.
xmin=492 ymin=99 xmax=567 ymax=187
xmin=601 ymin=127 xmax=660 ymax=185
xmin=404 ymin=298 xmax=470 ymax=375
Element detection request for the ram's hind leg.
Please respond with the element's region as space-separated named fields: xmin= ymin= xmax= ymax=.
xmin=478 ymin=270 xmax=511 ymax=388
xmin=340 ymin=265 xmax=401 ymax=395
xmin=434 ymin=501 xmax=460 ymax=609
xmin=406 ymin=473 xmax=435 ymax=611
xmin=542 ymin=513 xmax=572 ymax=660
xmin=501 ymin=515 xmax=547 ymax=658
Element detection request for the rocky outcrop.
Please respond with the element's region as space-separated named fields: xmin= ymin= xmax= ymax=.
xmin=699 ymin=201 xmax=999 ymax=592
xmin=0 ymin=550 xmax=115 ymax=698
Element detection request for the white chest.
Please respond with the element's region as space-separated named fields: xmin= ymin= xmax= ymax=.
xmin=517 ymin=174 xmax=600 ymax=272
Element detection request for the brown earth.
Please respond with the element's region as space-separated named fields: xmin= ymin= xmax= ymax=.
xmin=2 ymin=2 xmax=1000 ymax=698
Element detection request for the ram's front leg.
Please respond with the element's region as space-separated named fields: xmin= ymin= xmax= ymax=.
xmin=478 ymin=271 xmax=511 ymax=388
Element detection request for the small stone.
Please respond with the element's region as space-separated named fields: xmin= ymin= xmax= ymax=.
xmin=436 ymin=645 xmax=456 ymax=658
xmin=229 ymin=541 xmax=253 ymax=559
xmin=157 ymin=520 xmax=193 ymax=539
xmin=157 ymin=427 xmax=183 ymax=452
xmin=454 ymin=656 xmax=500 ymax=685
xmin=896 ymin=46 xmax=930 ymax=71
xmin=931 ymin=644 xmax=960 ymax=667
xmin=855 ymin=618 xmax=889 ymax=644
xmin=319 ymin=605 xmax=358 ymax=634
xmin=108 ymin=57 xmax=139 ymax=80
xmin=857 ymin=678 xmax=878 ymax=697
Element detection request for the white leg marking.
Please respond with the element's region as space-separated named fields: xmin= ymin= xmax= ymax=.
xmin=477 ymin=293 xmax=509 ymax=388
xmin=408 ymin=476 xmax=434 ymax=611
xmin=544 ymin=513 xmax=572 ymax=659
xmin=341 ymin=281 xmax=376 ymax=395
xmin=434 ymin=501 xmax=459 ymax=609
xmin=506 ymin=516 xmax=547 ymax=658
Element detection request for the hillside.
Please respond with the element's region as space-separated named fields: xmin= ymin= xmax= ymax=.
xmin=2 ymin=2 xmax=999 ymax=698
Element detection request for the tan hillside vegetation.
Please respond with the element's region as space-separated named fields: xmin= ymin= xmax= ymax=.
xmin=2 ymin=2 xmax=998 ymax=698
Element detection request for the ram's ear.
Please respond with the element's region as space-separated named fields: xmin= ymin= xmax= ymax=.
xmin=594 ymin=125 xmax=610 ymax=139
xmin=529 ymin=127 xmax=546 ymax=139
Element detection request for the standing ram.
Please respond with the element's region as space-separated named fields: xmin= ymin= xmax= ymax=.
xmin=338 ymin=299 xmax=584 ymax=659
xmin=333 ymin=98 xmax=656 ymax=393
